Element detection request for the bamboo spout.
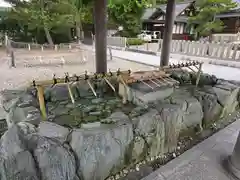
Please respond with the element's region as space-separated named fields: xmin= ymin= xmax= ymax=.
xmin=36 ymin=85 xmax=47 ymax=120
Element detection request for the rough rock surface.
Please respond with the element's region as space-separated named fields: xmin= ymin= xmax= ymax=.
xmin=70 ymin=121 xmax=133 ymax=180
xmin=169 ymin=89 xmax=203 ymax=130
xmin=155 ymin=104 xmax=183 ymax=152
xmin=38 ymin=121 xmax=70 ymax=143
xmin=0 ymin=123 xmax=39 ymax=180
xmin=132 ymin=109 xmax=165 ymax=158
xmin=29 ymin=135 xmax=77 ymax=180
xmin=0 ymin=71 xmax=240 ymax=180
xmin=213 ymin=80 xmax=239 ymax=117
xmin=0 ymin=122 xmax=78 ymax=180
xmin=0 ymin=89 xmax=41 ymax=127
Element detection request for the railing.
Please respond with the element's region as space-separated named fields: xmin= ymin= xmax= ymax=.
xmin=7 ymin=36 xmax=127 ymax=51
xmin=128 ymin=39 xmax=240 ymax=61
xmin=8 ymin=40 xmax=80 ymax=51
xmin=212 ymin=33 xmax=240 ymax=43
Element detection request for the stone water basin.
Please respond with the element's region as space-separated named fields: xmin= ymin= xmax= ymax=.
xmin=44 ymin=83 xmax=149 ymax=128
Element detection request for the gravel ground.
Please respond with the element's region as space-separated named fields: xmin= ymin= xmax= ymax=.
xmin=0 ymin=49 xmax=156 ymax=91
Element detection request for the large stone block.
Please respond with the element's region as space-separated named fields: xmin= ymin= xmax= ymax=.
xmin=0 ymin=151 xmax=39 ymax=180
xmin=38 ymin=121 xmax=70 ymax=143
xmin=0 ymin=123 xmax=39 ymax=180
xmin=6 ymin=105 xmax=41 ymax=127
xmin=70 ymin=121 xmax=133 ymax=180
xmin=45 ymin=85 xmax=71 ymax=102
xmin=132 ymin=109 xmax=165 ymax=157
xmin=169 ymin=89 xmax=203 ymax=130
xmin=119 ymin=83 xmax=174 ymax=106
xmin=29 ymin=135 xmax=77 ymax=180
xmin=0 ymin=89 xmax=38 ymax=113
xmin=194 ymin=88 xmax=222 ymax=126
xmin=155 ymin=103 xmax=183 ymax=152
xmin=213 ymin=80 xmax=240 ymax=116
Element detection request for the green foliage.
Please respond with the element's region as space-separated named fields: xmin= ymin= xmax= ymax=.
xmin=188 ymin=0 xmax=237 ymax=36
xmin=127 ymin=38 xmax=144 ymax=46
xmin=57 ymin=0 xmax=93 ymax=26
xmin=108 ymin=0 xmax=149 ymax=37
xmin=0 ymin=0 xmax=160 ymax=42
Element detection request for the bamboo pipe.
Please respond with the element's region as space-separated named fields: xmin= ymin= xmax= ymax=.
xmin=186 ymin=66 xmax=196 ymax=73
xmin=104 ymin=77 xmax=115 ymax=92
xmin=36 ymin=85 xmax=47 ymax=120
xmin=67 ymin=83 xmax=75 ymax=104
xmin=87 ymin=80 xmax=97 ymax=97
xmin=65 ymin=73 xmax=75 ymax=104
xmin=30 ymin=71 xmax=130 ymax=87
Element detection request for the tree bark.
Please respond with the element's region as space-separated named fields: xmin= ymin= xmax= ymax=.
xmin=43 ymin=27 xmax=54 ymax=46
xmin=209 ymin=33 xmax=213 ymax=43
xmin=76 ymin=22 xmax=83 ymax=44
xmin=160 ymin=0 xmax=176 ymax=67
xmin=94 ymin=0 xmax=107 ymax=73
xmin=76 ymin=24 xmax=81 ymax=43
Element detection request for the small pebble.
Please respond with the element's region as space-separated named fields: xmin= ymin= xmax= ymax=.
xmin=115 ymin=174 xmax=120 ymax=179
xmin=177 ymin=146 xmax=181 ymax=150
xmin=177 ymin=141 xmax=182 ymax=145
xmin=146 ymin=157 xmax=150 ymax=162
xmin=172 ymin=153 xmax=176 ymax=158
xmin=135 ymin=165 xmax=140 ymax=171
xmin=123 ymin=169 xmax=128 ymax=174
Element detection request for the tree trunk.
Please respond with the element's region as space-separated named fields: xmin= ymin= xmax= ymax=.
xmin=94 ymin=0 xmax=107 ymax=73
xmin=76 ymin=20 xmax=84 ymax=44
xmin=160 ymin=0 xmax=176 ymax=67
xmin=43 ymin=27 xmax=54 ymax=46
xmin=76 ymin=24 xmax=81 ymax=44
xmin=209 ymin=33 xmax=213 ymax=43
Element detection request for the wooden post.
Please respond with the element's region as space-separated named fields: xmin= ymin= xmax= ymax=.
xmin=94 ymin=0 xmax=107 ymax=73
xmin=160 ymin=0 xmax=176 ymax=67
xmin=10 ymin=51 xmax=16 ymax=68
xmin=108 ymin=47 xmax=113 ymax=61
xmin=36 ymin=85 xmax=47 ymax=120
xmin=195 ymin=63 xmax=203 ymax=88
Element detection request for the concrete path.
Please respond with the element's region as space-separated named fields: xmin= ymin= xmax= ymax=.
xmin=111 ymin=49 xmax=240 ymax=81
xmin=141 ymin=119 xmax=240 ymax=180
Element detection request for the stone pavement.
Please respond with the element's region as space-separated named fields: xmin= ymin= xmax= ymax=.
xmin=141 ymin=119 xmax=240 ymax=180
xmin=110 ymin=49 xmax=240 ymax=81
